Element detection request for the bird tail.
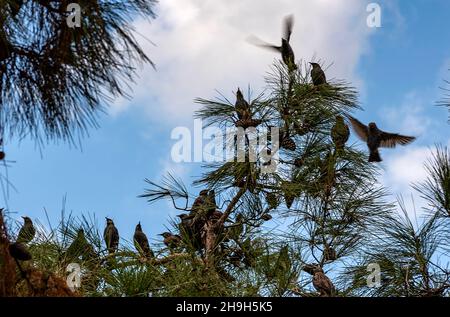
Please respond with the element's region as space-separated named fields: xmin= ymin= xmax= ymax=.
xmin=369 ymin=150 xmax=382 ymax=162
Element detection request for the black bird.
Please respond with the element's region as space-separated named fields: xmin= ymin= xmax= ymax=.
xmin=17 ymin=216 xmax=35 ymax=244
xmin=331 ymin=115 xmax=350 ymax=150
xmin=134 ymin=222 xmax=154 ymax=258
xmin=312 ymin=266 xmax=336 ymax=297
xmin=235 ymin=88 xmax=251 ymax=121
xmin=103 ymin=218 xmax=119 ymax=254
xmin=347 ymin=116 xmax=416 ymax=162
xmin=249 ymin=15 xmax=297 ymax=71
xmin=310 ymin=62 xmax=327 ymax=86
xmin=159 ymin=232 xmax=182 ymax=249
xmin=9 ymin=242 xmax=32 ymax=261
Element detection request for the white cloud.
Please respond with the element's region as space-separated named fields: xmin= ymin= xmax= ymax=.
xmin=111 ymin=0 xmax=375 ymax=124
xmin=381 ymin=91 xmax=433 ymax=137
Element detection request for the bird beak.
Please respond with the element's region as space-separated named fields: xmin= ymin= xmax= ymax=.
xmin=21 ymin=216 xmax=26 ymax=219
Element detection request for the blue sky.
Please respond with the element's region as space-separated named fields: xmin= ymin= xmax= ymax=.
xmin=2 ymin=0 xmax=450 ymax=244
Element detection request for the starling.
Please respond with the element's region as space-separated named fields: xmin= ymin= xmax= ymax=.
xmin=177 ymin=213 xmax=202 ymax=250
xmin=9 ymin=242 xmax=32 ymax=261
xmin=312 ymin=266 xmax=336 ymax=297
xmin=249 ymin=15 xmax=297 ymax=71
xmin=191 ymin=189 xmax=209 ymax=216
xmin=159 ymin=232 xmax=182 ymax=249
xmin=103 ymin=217 xmax=119 ymax=254
xmin=331 ymin=115 xmax=350 ymax=150
xmin=66 ymin=229 xmax=95 ymax=261
xmin=235 ymin=88 xmax=251 ymax=121
xmin=310 ymin=62 xmax=327 ymax=86
xmin=17 ymin=216 xmax=36 ymax=244
xmin=347 ymin=116 xmax=416 ymax=162
xmin=134 ymin=222 xmax=154 ymax=258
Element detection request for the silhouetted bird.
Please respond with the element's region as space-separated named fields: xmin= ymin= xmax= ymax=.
xmin=9 ymin=242 xmax=32 ymax=261
xmin=310 ymin=62 xmax=327 ymax=86
xmin=17 ymin=216 xmax=35 ymax=244
xmin=134 ymin=222 xmax=154 ymax=258
xmin=347 ymin=116 xmax=416 ymax=162
xmin=66 ymin=229 xmax=95 ymax=261
xmin=103 ymin=218 xmax=119 ymax=254
xmin=235 ymin=88 xmax=251 ymax=120
xmin=248 ymin=15 xmax=297 ymax=71
xmin=312 ymin=266 xmax=336 ymax=297
xmin=159 ymin=232 xmax=182 ymax=249
xmin=331 ymin=115 xmax=350 ymax=150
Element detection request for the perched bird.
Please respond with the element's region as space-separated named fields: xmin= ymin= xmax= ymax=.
xmin=331 ymin=115 xmax=350 ymax=150
xmin=159 ymin=232 xmax=182 ymax=249
xmin=347 ymin=116 xmax=416 ymax=162
xmin=191 ymin=189 xmax=210 ymax=216
xmin=133 ymin=222 xmax=153 ymax=259
xmin=66 ymin=229 xmax=95 ymax=261
xmin=248 ymin=15 xmax=297 ymax=72
xmin=9 ymin=242 xmax=32 ymax=261
xmin=312 ymin=266 xmax=336 ymax=297
xmin=103 ymin=218 xmax=119 ymax=254
xmin=235 ymin=88 xmax=251 ymax=121
xmin=177 ymin=213 xmax=201 ymax=249
xmin=17 ymin=216 xmax=36 ymax=244
xmin=310 ymin=62 xmax=327 ymax=86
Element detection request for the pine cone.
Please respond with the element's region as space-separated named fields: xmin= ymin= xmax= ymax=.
xmin=281 ymin=137 xmax=296 ymax=151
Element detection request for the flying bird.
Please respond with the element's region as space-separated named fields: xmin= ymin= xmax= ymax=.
xmin=134 ymin=222 xmax=154 ymax=259
xmin=103 ymin=218 xmax=119 ymax=254
xmin=17 ymin=216 xmax=36 ymax=244
xmin=310 ymin=62 xmax=327 ymax=86
xmin=347 ymin=116 xmax=416 ymax=162
xmin=248 ymin=14 xmax=297 ymax=72
xmin=312 ymin=266 xmax=336 ymax=297
xmin=331 ymin=115 xmax=350 ymax=150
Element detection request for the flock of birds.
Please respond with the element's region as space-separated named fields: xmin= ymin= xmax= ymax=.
xmin=8 ymin=189 xmax=222 ymax=263
xmin=245 ymin=14 xmax=416 ymax=162
xmin=4 ymin=15 xmax=418 ymax=297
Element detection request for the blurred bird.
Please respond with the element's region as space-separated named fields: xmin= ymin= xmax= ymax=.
xmin=347 ymin=116 xmax=416 ymax=162
xmin=66 ymin=229 xmax=95 ymax=261
xmin=312 ymin=266 xmax=336 ymax=297
xmin=103 ymin=218 xmax=119 ymax=254
xmin=17 ymin=216 xmax=36 ymax=244
xmin=331 ymin=115 xmax=350 ymax=150
xmin=248 ymin=15 xmax=297 ymax=72
xmin=310 ymin=62 xmax=327 ymax=86
xmin=9 ymin=242 xmax=32 ymax=261
xmin=235 ymin=88 xmax=251 ymax=121
xmin=159 ymin=232 xmax=182 ymax=249
xmin=191 ymin=189 xmax=209 ymax=216
xmin=177 ymin=213 xmax=202 ymax=250
xmin=134 ymin=222 xmax=154 ymax=259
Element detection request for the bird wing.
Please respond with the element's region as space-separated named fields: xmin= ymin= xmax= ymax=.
xmin=246 ymin=35 xmax=281 ymax=52
xmin=283 ymin=14 xmax=294 ymax=42
xmin=379 ymin=131 xmax=416 ymax=148
xmin=347 ymin=116 xmax=369 ymax=142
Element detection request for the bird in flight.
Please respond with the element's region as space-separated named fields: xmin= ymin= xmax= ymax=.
xmin=248 ymin=14 xmax=297 ymax=72
xmin=347 ymin=116 xmax=416 ymax=162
